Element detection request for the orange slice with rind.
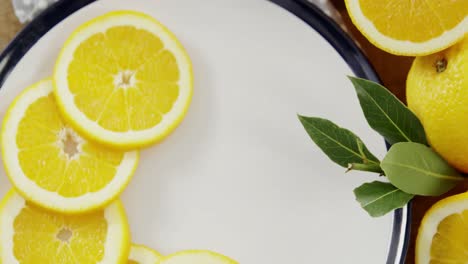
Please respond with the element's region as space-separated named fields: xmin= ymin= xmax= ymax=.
xmin=54 ymin=10 xmax=193 ymax=149
xmin=345 ymin=0 xmax=468 ymax=56
xmin=1 ymin=79 xmax=138 ymax=213
xmin=0 ymin=190 xmax=130 ymax=263
xmin=416 ymin=192 xmax=468 ymax=263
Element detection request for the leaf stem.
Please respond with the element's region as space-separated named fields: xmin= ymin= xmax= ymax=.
xmin=347 ymin=163 xmax=384 ymax=174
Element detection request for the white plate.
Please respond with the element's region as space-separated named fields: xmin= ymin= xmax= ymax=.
xmin=0 ymin=0 xmax=408 ymax=263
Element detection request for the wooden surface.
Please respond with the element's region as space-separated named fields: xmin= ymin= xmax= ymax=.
xmin=0 ymin=0 xmax=22 ymax=50
xmin=0 ymin=0 xmax=466 ymax=263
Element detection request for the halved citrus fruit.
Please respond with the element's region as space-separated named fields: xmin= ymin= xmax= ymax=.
xmin=158 ymin=250 xmax=238 ymax=264
xmin=128 ymin=244 xmax=162 ymax=264
xmin=416 ymin=191 xmax=468 ymax=263
xmin=54 ymin=10 xmax=193 ymax=149
xmin=0 ymin=190 xmax=130 ymax=263
xmin=1 ymin=79 xmax=138 ymax=213
xmin=345 ymin=0 xmax=468 ymax=56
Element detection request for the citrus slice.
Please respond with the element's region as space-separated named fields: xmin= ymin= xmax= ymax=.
xmin=345 ymin=0 xmax=468 ymax=56
xmin=416 ymin=192 xmax=468 ymax=263
xmin=128 ymin=244 xmax=162 ymax=264
xmin=1 ymin=79 xmax=138 ymax=213
xmin=158 ymin=250 xmax=238 ymax=264
xmin=0 ymin=190 xmax=130 ymax=263
xmin=54 ymin=10 xmax=193 ymax=149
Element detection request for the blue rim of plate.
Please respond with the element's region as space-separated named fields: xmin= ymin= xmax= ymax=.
xmin=0 ymin=0 xmax=411 ymax=263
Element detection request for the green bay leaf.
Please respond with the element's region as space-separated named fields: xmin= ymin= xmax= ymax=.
xmin=298 ymin=116 xmax=381 ymax=171
xmin=381 ymin=142 xmax=464 ymax=196
xmin=349 ymin=77 xmax=427 ymax=145
xmin=354 ymin=181 xmax=413 ymax=217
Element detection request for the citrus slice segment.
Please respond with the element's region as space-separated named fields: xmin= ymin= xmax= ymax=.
xmin=128 ymin=244 xmax=162 ymax=264
xmin=416 ymin=192 xmax=468 ymax=263
xmin=54 ymin=10 xmax=193 ymax=149
xmin=345 ymin=0 xmax=468 ymax=55
xmin=1 ymin=79 xmax=138 ymax=213
xmin=0 ymin=190 xmax=130 ymax=264
xmin=158 ymin=250 xmax=238 ymax=264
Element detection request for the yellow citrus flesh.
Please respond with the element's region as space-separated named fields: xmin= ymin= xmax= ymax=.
xmin=1 ymin=79 xmax=138 ymax=213
xmin=128 ymin=244 xmax=162 ymax=264
xmin=407 ymin=37 xmax=468 ymax=172
xmin=416 ymin=192 xmax=468 ymax=263
xmin=54 ymin=10 xmax=193 ymax=149
xmin=158 ymin=250 xmax=238 ymax=264
xmin=0 ymin=190 xmax=130 ymax=264
xmin=345 ymin=0 xmax=468 ymax=55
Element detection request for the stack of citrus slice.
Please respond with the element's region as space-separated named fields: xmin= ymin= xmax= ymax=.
xmin=0 ymin=10 xmax=236 ymax=263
